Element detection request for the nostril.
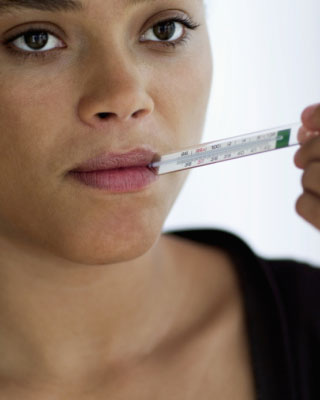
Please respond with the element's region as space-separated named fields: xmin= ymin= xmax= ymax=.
xmin=97 ymin=112 xmax=112 ymax=120
xmin=96 ymin=109 xmax=148 ymax=120
xmin=132 ymin=109 xmax=149 ymax=119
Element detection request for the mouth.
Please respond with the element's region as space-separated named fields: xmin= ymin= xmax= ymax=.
xmin=70 ymin=148 xmax=158 ymax=172
xmin=68 ymin=148 xmax=160 ymax=193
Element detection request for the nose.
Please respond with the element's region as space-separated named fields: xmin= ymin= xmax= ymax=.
xmin=78 ymin=51 xmax=154 ymax=127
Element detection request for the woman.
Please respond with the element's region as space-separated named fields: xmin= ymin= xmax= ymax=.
xmin=0 ymin=0 xmax=319 ymax=398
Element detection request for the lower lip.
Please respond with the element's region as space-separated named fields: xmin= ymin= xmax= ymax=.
xmin=68 ymin=167 xmax=158 ymax=193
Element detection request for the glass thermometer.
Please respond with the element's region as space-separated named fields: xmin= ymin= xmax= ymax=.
xmin=149 ymin=122 xmax=301 ymax=175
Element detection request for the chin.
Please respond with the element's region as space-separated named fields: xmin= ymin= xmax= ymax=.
xmin=9 ymin=175 xmax=182 ymax=267
xmin=37 ymin=210 xmax=164 ymax=266
xmin=64 ymin=231 xmax=160 ymax=266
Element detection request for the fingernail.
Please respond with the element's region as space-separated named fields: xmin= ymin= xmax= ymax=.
xmin=306 ymin=130 xmax=320 ymax=139
xmin=302 ymin=103 xmax=320 ymax=121
xmin=298 ymin=127 xmax=320 ymax=143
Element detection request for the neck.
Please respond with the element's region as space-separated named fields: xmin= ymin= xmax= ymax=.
xmin=0 ymin=234 xmax=181 ymax=387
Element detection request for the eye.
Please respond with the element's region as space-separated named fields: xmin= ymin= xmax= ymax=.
xmin=6 ymin=29 xmax=65 ymax=53
xmin=140 ymin=17 xmax=200 ymax=45
xmin=142 ymin=20 xmax=183 ymax=42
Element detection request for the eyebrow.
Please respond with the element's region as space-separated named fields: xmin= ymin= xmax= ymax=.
xmin=0 ymin=0 xmax=159 ymax=13
xmin=0 ymin=0 xmax=82 ymax=12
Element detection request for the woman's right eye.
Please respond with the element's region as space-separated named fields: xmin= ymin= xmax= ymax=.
xmin=5 ymin=29 xmax=65 ymax=54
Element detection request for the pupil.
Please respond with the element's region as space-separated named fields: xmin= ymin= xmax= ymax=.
xmin=153 ymin=21 xmax=176 ymax=41
xmin=25 ymin=31 xmax=48 ymax=50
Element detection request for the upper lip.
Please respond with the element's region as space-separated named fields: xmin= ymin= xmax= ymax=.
xmin=70 ymin=148 xmax=157 ymax=172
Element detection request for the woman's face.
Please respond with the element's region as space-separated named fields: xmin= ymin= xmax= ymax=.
xmin=0 ymin=0 xmax=212 ymax=265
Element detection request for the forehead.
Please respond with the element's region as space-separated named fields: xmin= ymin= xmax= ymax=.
xmin=0 ymin=0 xmax=180 ymax=12
xmin=0 ymin=0 xmax=203 ymax=12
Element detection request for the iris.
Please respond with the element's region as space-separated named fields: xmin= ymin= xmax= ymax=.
xmin=24 ymin=31 xmax=48 ymax=50
xmin=153 ymin=21 xmax=176 ymax=41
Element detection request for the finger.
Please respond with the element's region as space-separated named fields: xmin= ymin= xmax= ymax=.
xmin=301 ymin=103 xmax=320 ymax=131
xmin=296 ymin=191 xmax=320 ymax=231
xmin=294 ymin=136 xmax=320 ymax=169
xmin=301 ymin=162 xmax=320 ymax=197
xmin=297 ymin=125 xmax=320 ymax=144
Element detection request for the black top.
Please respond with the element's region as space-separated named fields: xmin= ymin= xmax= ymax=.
xmin=166 ymin=229 xmax=320 ymax=400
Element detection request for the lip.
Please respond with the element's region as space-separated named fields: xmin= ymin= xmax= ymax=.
xmin=68 ymin=148 xmax=159 ymax=193
xmin=70 ymin=148 xmax=157 ymax=172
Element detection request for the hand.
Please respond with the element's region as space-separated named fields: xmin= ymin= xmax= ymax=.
xmin=294 ymin=103 xmax=320 ymax=230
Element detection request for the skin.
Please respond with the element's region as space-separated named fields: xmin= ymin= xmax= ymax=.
xmin=0 ymin=0 xmax=318 ymax=397
xmin=0 ymin=0 xmax=215 ymax=395
xmin=295 ymin=104 xmax=320 ymax=230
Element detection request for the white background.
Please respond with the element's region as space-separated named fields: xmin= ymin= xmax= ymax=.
xmin=163 ymin=0 xmax=320 ymax=266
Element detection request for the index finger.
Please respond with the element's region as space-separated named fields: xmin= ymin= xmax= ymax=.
xmin=294 ymin=135 xmax=320 ymax=169
xmin=298 ymin=125 xmax=320 ymax=144
xmin=301 ymin=103 xmax=320 ymax=131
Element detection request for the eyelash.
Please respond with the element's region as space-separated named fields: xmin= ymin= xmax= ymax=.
xmin=2 ymin=16 xmax=200 ymax=61
xmin=143 ymin=16 xmax=200 ymax=48
xmin=3 ymin=26 xmax=61 ymax=61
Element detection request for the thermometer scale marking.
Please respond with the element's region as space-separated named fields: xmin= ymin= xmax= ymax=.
xmin=150 ymin=124 xmax=299 ymax=175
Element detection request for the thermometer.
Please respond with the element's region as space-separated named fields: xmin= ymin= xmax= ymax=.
xmin=149 ymin=122 xmax=301 ymax=175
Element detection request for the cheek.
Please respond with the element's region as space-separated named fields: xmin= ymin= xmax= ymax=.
xmin=0 ymin=73 xmax=74 ymax=243
xmin=0 ymin=71 xmax=75 ymax=185
xmin=0 ymin=73 xmax=72 ymax=137
xmin=152 ymin=49 xmax=213 ymax=151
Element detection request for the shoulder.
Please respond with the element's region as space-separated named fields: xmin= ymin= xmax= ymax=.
xmin=166 ymin=229 xmax=320 ymax=399
xmin=262 ymin=258 xmax=320 ymax=397
xmin=166 ymin=228 xmax=320 ymax=332
xmin=261 ymin=257 xmax=320 ymax=332
xmin=165 ymin=227 xmax=320 ymax=322
xmin=166 ymin=228 xmax=320 ymax=397
xmin=265 ymin=258 xmax=320 ymax=305
xmin=167 ymin=228 xmax=320 ymax=294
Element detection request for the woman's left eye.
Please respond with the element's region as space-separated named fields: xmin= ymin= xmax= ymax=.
xmin=5 ymin=29 xmax=65 ymax=54
xmin=140 ymin=17 xmax=200 ymax=46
